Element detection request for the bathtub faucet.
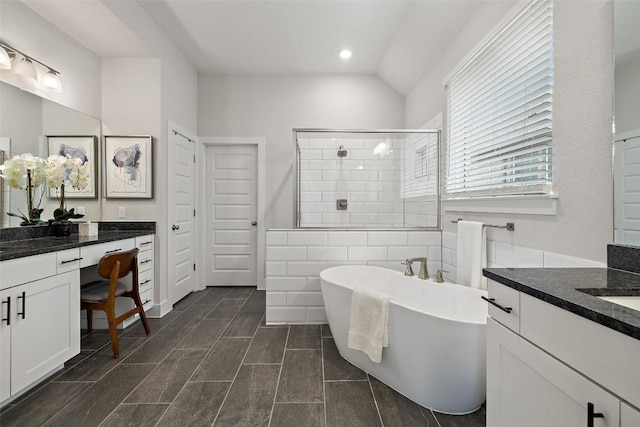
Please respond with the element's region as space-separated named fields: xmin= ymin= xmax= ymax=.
xmin=403 ymin=258 xmax=429 ymax=280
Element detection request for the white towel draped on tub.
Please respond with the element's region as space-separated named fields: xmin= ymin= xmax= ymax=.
xmin=348 ymin=287 xmax=390 ymax=363
xmin=456 ymin=220 xmax=488 ymax=290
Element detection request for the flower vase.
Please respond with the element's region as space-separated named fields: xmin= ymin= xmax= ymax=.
xmin=51 ymin=221 xmax=72 ymax=237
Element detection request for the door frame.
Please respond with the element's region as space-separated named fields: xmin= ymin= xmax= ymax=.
xmin=198 ymin=137 xmax=266 ymax=290
xmin=167 ymin=120 xmax=198 ymax=305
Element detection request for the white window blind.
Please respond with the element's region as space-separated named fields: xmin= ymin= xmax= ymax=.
xmin=445 ymin=0 xmax=553 ymax=197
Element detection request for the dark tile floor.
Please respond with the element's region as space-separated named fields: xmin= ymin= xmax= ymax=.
xmin=0 ymin=287 xmax=486 ymax=427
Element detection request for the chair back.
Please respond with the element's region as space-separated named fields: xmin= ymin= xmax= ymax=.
xmin=98 ymin=248 xmax=139 ymax=279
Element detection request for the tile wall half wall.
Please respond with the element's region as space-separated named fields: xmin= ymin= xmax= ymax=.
xmin=265 ymin=230 xmax=605 ymax=325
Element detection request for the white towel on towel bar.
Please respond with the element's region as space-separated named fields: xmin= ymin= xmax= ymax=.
xmin=347 ymin=287 xmax=390 ymax=363
xmin=456 ymin=220 xmax=487 ymax=290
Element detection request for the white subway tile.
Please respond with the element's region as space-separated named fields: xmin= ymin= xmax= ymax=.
xmin=322 ymin=192 xmax=350 ymax=202
xmin=378 ymin=192 xmax=395 ymax=203
xmin=266 ymin=292 xmax=287 ymax=307
xmin=322 ymin=213 xmax=351 ymax=225
xmin=341 ymin=139 xmax=364 ymax=149
xmin=427 ymin=246 xmax=442 ymax=262
xmin=300 ymin=213 xmax=322 ymax=225
xmin=348 ymin=246 xmax=388 ymax=261
xmin=307 ymin=277 xmax=322 ymax=291
xmin=364 ymin=181 xmax=393 ymax=192
xmin=266 ymin=262 xmax=286 ymax=276
xmin=364 ymin=203 xmax=394 ymax=213
xmin=300 ymin=192 xmax=323 ymax=202
xmin=286 ymin=262 xmax=329 ymax=276
xmin=266 ymin=277 xmax=307 ymax=292
xmin=297 ymin=138 xmax=308 ymax=149
xmin=338 ymin=181 xmax=365 ymax=192
xmin=351 ymin=192 xmax=378 ymax=202
xmin=287 ymin=231 xmax=327 ymax=246
xmin=327 ymin=231 xmax=367 ymax=246
xmin=308 ymin=181 xmax=337 ymax=192
xmin=351 ymin=213 xmax=379 ymax=224
xmin=327 ymin=261 xmax=362 ymax=268
xmin=307 ymin=247 xmax=348 ymax=261
xmin=266 ymin=307 xmax=307 ymax=323
xmin=300 ymin=150 xmax=322 ymax=160
xmin=322 ymin=170 xmax=350 ymax=181
xmin=387 ymin=246 xmax=429 ymax=262
xmin=367 ymin=261 xmax=405 ymax=272
xmin=308 ymin=160 xmax=336 ymax=170
xmin=266 ymin=231 xmax=287 ymax=246
xmin=542 ymin=251 xmax=606 ymax=268
xmin=350 ymin=171 xmax=378 ymax=181
xmin=368 ymin=231 xmax=407 ymax=246
xmin=307 ymin=307 xmax=328 ymax=322
xmin=350 ymin=149 xmax=376 ymax=160
xmin=287 ymin=292 xmax=325 ymax=307
xmin=442 ymin=232 xmax=457 ymax=251
xmin=267 ymin=246 xmax=307 ymax=261
xmin=339 ymin=160 xmax=366 ymax=170
xmin=378 ymin=214 xmax=404 ymax=225
xmin=300 ymin=170 xmax=322 ymax=181
xmin=364 ymin=159 xmax=393 ymax=171
xmin=486 ymin=240 xmax=496 ymax=263
xmin=308 ymin=138 xmax=337 ymax=149
xmin=513 ymin=245 xmax=544 ymax=268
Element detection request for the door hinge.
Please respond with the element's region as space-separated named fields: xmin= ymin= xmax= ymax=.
xmin=193 ymin=263 xmax=196 ymax=271
xmin=193 ymin=209 xmax=196 ymax=217
xmin=193 ymin=154 xmax=196 ymax=163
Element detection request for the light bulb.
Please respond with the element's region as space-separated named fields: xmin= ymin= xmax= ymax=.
xmin=339 ymin=49 xmax=352 ymax=60
xmin=13 ymin=56 xmax=37 ymax=81
xmin=0 ymin=46 xmax=11 ymax=70
xmin=41 ymin=70 xmax=62 ymax=92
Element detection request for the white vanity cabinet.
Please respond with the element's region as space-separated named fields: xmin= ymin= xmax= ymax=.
xmin=1 ymin=258 xmax=80 ymax=403
xmin=487 ymin=279 xmax=640 ymax=427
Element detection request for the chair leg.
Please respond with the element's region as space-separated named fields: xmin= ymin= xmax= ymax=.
xmin=86 ymin=309 xmax=93 ymax=333
xmin=105 ymin=307 xmax=120 ymax=358
xmin=132 ymin=293 xmax=151 ymax=336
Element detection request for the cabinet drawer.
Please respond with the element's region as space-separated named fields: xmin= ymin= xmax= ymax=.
xmin=80 ymin=239 xmax=134 ymax=268
xmin=56 ymin=248 xmax=82 ymax=274
xmin=135 ymin=235 xmax=154 ymax=253
xmin=622 ymin=402 xmax=640 ymax=426
xmin=138 ymin=255 xmax=154 ymax=273
xmin=140 ymin=287 xmax=153 ymax=311
xmin=521 ymin=293 xmax=640 ymax=409
xmin=487 ymin=279 xmax=520 ymax=333
xmin=138 ymin=269 xmax=153 ymax=293
xmin=1 ymin=253 xmax=57 ymax=290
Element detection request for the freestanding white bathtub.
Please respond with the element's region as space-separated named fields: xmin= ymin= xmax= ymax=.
xmin=319 ymin=265 xmax=488 ymax=415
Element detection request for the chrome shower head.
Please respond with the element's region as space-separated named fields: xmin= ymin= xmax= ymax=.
xmin=337 ymin=145 xmax=348 ymax=157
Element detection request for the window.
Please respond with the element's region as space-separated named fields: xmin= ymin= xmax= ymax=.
xmin=445 ymin=0 xmax=553 ymax=197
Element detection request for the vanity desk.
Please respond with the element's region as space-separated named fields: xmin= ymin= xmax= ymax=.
xmin=0 ymin=221 xmax=156 ymax=405
xmin=483 ymin=246 xmax=640 ymax=427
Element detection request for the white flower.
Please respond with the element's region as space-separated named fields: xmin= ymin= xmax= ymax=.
xmin=44 ymin=155 xmax=89 ymax=191
xmin=0 ymin=153 xmax=46 ymax=190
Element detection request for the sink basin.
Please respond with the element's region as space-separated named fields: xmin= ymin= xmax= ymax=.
xmin=598 ymin=296 xmax=640 ymax=312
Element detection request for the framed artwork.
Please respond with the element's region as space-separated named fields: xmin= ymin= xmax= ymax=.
xmin=47 ymin=135 xmax=98 ymax=199
xmin=104 ymin=135 xmax=153 ymax=199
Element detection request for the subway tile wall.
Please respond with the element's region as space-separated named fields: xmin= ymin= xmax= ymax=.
xmin=297 ymin=136 xmax=437 ymax=227
xmin=441 ymin=231 xmax=606 ymax=283
xmin=265 ymin=230 xmax=442 ymax=324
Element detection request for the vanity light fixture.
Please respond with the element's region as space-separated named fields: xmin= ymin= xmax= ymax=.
xmin=339 ymin=49 xmax=352 ymax=60
xmin=0 ymin=41 xmax=63 ymax=92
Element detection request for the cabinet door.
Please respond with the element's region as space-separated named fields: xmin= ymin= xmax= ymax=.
xmin=10 ymin=271 xmax=80 ymax=393
xmin=622 ymin=403 xmax=640 ymax=427
xmin=487 ymin=318 xmax=619 ymax=427
xmin=0 ymin=288 xmax=11 ymax=402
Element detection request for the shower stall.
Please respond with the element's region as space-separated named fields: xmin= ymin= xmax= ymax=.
xmin=294 ymin=129 xmax=440 ymax=229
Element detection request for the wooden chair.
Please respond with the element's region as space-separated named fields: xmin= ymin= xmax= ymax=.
xmin=80 ymin=248 xmax=151 ymax=358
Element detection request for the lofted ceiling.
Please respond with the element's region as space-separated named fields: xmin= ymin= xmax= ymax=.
xmin=21 ymin=0 xmax=492 ymax=95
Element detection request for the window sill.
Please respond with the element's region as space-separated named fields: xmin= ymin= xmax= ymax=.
xmin=443 ymin=194 xmax=558 ymax=215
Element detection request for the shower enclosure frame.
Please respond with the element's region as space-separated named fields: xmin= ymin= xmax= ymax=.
xmin=293 ymin=128 xmax=441 ymax=230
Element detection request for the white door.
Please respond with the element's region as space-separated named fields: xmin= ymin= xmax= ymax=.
xmin=614 ymin=136 xmax=640 ymax=245
xmin=206 ymin=145 xmax=258 ymax=286
xmin=169 ymin=127 xmax=196 ymax=303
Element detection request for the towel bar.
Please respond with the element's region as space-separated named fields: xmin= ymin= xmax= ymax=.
xmin=451 ymin=219 xmax=515 ymax=231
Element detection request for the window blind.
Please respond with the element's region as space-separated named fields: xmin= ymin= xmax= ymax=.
xmin=445 ymin=0 xmax=553 ymax=197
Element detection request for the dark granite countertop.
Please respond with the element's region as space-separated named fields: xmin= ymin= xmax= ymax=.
xmin=0 ymin=222 xmax=155 ymax=262
xmin=483 ymin=268 xmax=640 ymax=341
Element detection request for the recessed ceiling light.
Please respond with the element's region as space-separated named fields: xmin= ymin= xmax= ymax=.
xmin=339 ymin=49 xmax=352 ymax=60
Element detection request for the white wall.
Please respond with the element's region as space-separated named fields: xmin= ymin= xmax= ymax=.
xmin=198 ymin=74 xmax=405 ymax=230
xmin=615 ymin=53 xmax=640 ymax=135
xmin=406 ymin=0 xmax=615 ymax=263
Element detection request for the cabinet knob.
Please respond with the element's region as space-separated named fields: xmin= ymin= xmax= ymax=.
xmin=587 ymin=402 xmax=604 ymax=427
xmin=251 ymin=221 xmax=257 ymax=226
xmin=172 ymin=224 xmax=180 ymax=231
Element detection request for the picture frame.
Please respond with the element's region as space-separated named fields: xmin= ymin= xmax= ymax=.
xmin=46 ymin=135 xmax=98 ymax=199
xmin=104 ymin=135 xmax=153 ymax=199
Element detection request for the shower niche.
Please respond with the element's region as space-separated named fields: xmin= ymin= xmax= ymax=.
xmin=294 ymin=129 xmax=440 ymax=229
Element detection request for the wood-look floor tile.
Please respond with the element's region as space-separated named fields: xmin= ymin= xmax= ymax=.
xmin=213 ymin=364 xmax=280 ymax=427
xmin=193 ymin=287 xmax=233 ymax=305
xmin=243 ymin=326 xmax=288 ymax=364
xmin=226 ymin=287 xmax=254 ymax=298
xmin=0 ymin=382 xmax=91 ymax=427
xmin=435 ymin=407 xmax=486 ymax=427
xmin=325 ymin=381 xmax=382 ymax=427
xmin=43 ymin=363 xmax=155 ymax=427
xmin=239 ymin=291 xmax=266 ymax=313
xmin=322 ymin=338 xmax=366 ymax=381
xmin=177 ymin=318 xmax=229 ymax=349
xmin=157 ymin=381 xmax=230 ymax=427
xmin=287 ymin=325 xmax=321 ymax=349
xmin=99 ymin=403 xmax=169 ymax=427
xmin=173 ymin=290 xmax=207 ymax=311
xmin=121 ymin=310 xmax=181 ymax=337
xmin=270 ymin=403 xmax=325 ymax=427
xmin=80 ymin=330 xmax=112 ymax=350
xmin=125 ymin=349 xmax=208 ymax=403
xmin=321 ymin=324 xmax=332 ymax=338
xmin=276 ymin=350 xmax=323 ymax=403
xmin=191 ymin=338 xmax=252 ymax=381
xmin=207 ymin=299 xmax=244 ymax=320
xmin=222 ymin=311 xmax=263 ymax=337
xmin=369 ymin=376 xmax=438 ymax=426
xmin=124 ymin=304 xmax=213 ymax=363
xmin=56 ymin=337 xmax=147 ymax=381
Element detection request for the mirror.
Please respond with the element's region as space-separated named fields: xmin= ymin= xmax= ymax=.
xmin=613 ymin=1 xmax=640 ymax=245
xmin=0 ymin=80 xmax=102 ymax=228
